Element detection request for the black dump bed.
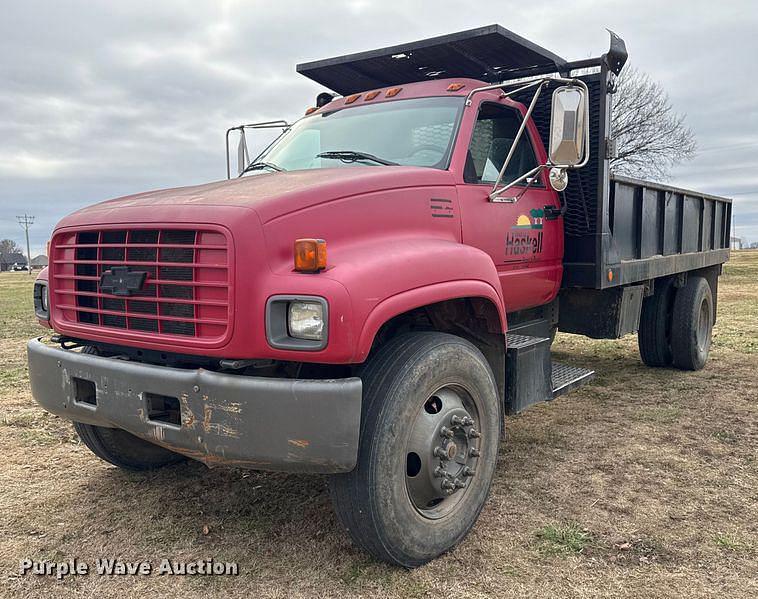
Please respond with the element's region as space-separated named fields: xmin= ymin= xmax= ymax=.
xmin=299 ymin=25 xmax=731 ymax=290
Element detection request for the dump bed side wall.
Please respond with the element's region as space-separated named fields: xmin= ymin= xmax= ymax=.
xmin=608 ymin=176 xmax=731 ymax=285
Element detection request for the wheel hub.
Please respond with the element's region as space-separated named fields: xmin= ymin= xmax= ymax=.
xmin=405 ymin=386 xmax=481 ymax=517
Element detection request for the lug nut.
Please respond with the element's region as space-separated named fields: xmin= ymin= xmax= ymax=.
xmin=441 ymin=479 xmax=455 ymax=490
xmin=454 ymin=478 xmax=466 ymax=489
xmin=433 ymin=446 xmax=449 ymax=460
xmin=461 ymin=416 xmax=474 ymax=426
xmin=440 ymin=426 xmax=454 ymax=439
xmin=462 ymin=466 xmax=476 ymax=477
xmin=469 ymin=447 xmax=480 ymax=457
xmin=450 ymin=415 xmax=463 ymax=426
xmin=433 ymin=466 xmax=446 ymax=478
xmin=469 ymin=429 xmax=481 ymax=438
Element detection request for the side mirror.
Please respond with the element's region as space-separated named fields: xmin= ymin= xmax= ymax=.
xmin=236 ymin=129 xmax=249 ymax=176
xmin=549 ymin=85 xmax=588 ymax=167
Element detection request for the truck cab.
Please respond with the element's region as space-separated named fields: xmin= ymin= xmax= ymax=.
xmin=28 ymin=25 xmax=731 ymax=567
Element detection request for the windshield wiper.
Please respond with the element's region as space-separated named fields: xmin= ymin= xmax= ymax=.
xmin=239 ymin=161 xmax=286 ymax=176
xmin=316 ymin=150 xmax=398 ymax=166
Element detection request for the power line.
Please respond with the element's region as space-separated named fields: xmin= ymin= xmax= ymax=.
xmin=16 ymin=214 xmax=34 ymax=276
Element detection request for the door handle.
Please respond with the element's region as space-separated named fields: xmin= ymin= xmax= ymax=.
xmin=544 ymin=204 xmax=563 ymax=220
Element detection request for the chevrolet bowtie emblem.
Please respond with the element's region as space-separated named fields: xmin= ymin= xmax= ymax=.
xmin=99 ymin=266 xmax=148 ymax=296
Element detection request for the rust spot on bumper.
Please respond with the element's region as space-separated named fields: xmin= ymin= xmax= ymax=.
xmin=288 ymin=439 xmax=310 ymax=448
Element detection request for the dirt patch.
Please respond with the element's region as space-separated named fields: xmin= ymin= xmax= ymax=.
xmin=1 ymin=254 xmax=757 ymax=598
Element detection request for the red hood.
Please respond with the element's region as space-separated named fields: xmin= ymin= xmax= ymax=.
xmin=68 ymin=166 xmax=455 ymax=224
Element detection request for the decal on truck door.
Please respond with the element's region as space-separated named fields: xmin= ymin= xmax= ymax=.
xmin=506 ymin=209 xmax=544 ymax=257
xmin=430 ymin=198 xmax=454 ymax=218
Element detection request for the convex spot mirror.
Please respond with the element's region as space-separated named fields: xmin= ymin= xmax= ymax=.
xmin=549 ymin=86 xmax=587 ymax=167
xmin=548 ymin=167 xmax=568 ymax=192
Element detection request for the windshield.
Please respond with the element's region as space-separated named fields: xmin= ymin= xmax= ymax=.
xmin=251 ymin=97 xmax=464 ymax=173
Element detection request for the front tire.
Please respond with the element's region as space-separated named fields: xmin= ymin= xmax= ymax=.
xmin=74 ymin=422 xmax=186 ymax=471
xmin=329 ymin=332 xmax=501 ymax=567
xmin=73 ymin=345 xmax=186 ymax=471
xmin=670 ymin=276 xmax=713 ymax=371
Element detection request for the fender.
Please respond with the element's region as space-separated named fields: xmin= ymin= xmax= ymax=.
xmin=354 ymin=279 xmax=505 ymax=362
xmin=320 ymin=238 xmax=507 ymax=362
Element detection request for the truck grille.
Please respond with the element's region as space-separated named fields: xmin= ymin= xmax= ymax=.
xmin=50 ymin=227 xmax=230 ymax=342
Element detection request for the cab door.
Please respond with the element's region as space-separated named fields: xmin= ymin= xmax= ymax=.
xmin=456 ymin=100 xmax=563 ymax=313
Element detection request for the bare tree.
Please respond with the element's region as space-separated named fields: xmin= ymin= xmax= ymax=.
xmin=611 ymin=67 xmax=696 ymax=180
xmin=0 ymin=239 xmax=24 ymax=255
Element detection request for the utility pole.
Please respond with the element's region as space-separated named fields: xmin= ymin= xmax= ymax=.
xmin=16 ymin=214 xmax=34 ymax=275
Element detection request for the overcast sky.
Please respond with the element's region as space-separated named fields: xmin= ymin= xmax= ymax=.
xmin=2 ymin=0 xmax=757 ymax=256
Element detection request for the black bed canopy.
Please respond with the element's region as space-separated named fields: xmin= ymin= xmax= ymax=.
xmin=296 ymin=25 xmax=568 ymax=95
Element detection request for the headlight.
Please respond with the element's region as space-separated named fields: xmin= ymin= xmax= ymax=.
xmin=288 ymin=301 xmax=324 ymax=340
xmin=266 ymin=295 xmax=328 ymax=351
xmin=41 ymin=285 xmax=49 ymax=312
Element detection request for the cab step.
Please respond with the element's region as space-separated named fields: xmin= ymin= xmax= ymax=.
xmin=504 ymin=332 xmax=595 ymax=414
xmin=551 ymin=362 xmax=594 ymax=399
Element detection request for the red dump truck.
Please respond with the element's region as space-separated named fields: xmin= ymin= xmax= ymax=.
xmin=29 ymin=26 xmax=731 ymax=566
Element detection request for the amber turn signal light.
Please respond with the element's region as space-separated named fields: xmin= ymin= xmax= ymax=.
xmin=294 ymin=239 xmax=327 ymax=272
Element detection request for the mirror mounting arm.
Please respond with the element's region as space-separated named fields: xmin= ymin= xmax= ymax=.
xmin=487 ymin=79 xmax=549 ymax=201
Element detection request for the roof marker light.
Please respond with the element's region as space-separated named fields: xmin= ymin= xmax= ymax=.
xmin=446 ymin=82 xmax=466 ymax=91
xmin=385 ymin=87 xmax=402 ymax=98
xmin=345 ymin=94 xmax=361 ymax=104
xmin=305 ymin=106 xmax=317 ymax=115
xmin=364 ymin=91 xmax=381 ymax=100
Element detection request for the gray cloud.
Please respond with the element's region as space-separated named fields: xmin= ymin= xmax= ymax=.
xmin=2 ymin=0 xmax=757 ymax=254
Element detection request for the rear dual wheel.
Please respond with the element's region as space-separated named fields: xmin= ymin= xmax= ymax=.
xmin=329 ymin=332 xmax=500 ymax=568
xmin=671 ymin=276 xmax=713 ymax=370
xmin=638 ymin=276 xmax=713 ymax=371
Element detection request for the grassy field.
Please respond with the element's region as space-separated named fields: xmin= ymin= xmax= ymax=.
xmin=1 ymin=253 xmax=756 ymax=598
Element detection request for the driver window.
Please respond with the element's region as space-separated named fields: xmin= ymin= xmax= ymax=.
xmin=464 ymin=103 xmax=538 ymax=185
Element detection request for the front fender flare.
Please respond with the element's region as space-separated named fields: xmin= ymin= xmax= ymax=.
xmin=354 ymin=279 xmax=506 ymax=362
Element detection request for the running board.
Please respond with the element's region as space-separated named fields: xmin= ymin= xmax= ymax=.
xmin=551 ymin=362 xmax=595 ymax=399
xmin=505 ymin=333 xmax=595 ymax=414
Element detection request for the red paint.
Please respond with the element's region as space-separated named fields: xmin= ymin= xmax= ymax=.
xmin=41 ymin=78 xmax=562 ymax=363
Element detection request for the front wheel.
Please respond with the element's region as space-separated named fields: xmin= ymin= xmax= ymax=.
xmin=74 ymin=422 xmax=186 ymax=471
xmin=328 ymin=332 xmax=501 ymax=567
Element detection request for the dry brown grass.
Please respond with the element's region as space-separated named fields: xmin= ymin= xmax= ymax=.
xmin=1 ymin=254 xmax=756 ymax=598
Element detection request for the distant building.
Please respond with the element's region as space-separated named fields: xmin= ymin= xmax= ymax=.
xmin=31 ymin=255 xmax=48 ymax=269
xmin=730 ymin=236 xmax=743 ymax=250
xmin=0 ymin=252 xmax=27 ymax=271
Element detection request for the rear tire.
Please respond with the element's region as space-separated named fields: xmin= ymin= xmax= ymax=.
xmin=638 ymin=278 xmax=675 ymax=367
xmin=74 ymin=422 xmax=186 ymax=471
xmin=328 ymin=332 xmax=501 ymax=567
xmin=73 ymin=345 xmax=186 ymax=471
xmin=670 ymin=276 xmax=713 ymax=371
